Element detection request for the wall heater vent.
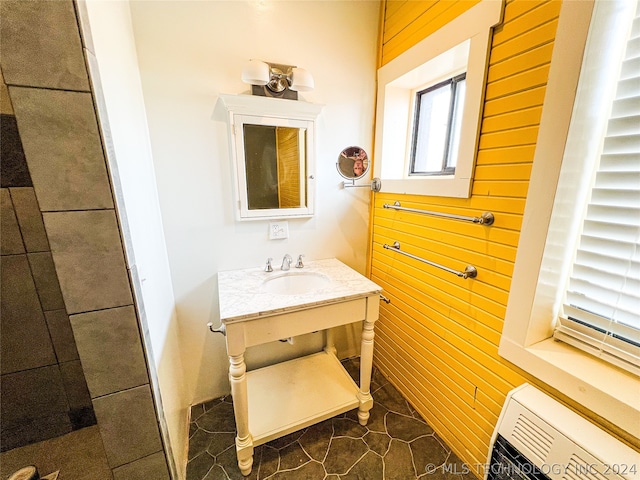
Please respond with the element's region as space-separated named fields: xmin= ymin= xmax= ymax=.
xmin=512 ymin=413 xmax=554 ymax=463
xmin=565 ymin=454 xmax=609 ymax=480
xmin=486 ymin=384 xmax=639 ymax=480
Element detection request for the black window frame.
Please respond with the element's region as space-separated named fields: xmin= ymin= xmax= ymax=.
xmin=409 ymin=72 xmax=467 ymax=176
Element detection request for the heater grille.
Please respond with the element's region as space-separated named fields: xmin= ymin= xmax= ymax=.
xmin=488 ymin=434 xmax=550 ymax=480
xmin=564 ymin=454 xmax=609 ymax=480
xmin=512 ymin=414 xmax=554 ymax=464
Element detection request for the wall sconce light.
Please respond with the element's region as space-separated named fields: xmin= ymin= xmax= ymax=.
xmin=242 ymin=59 xmax=314 ymax=100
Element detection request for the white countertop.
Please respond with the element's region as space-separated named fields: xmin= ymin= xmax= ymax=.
xmin=218 ymin=258 xmax=382 ymax=323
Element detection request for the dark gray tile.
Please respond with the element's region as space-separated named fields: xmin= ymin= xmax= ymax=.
xmin=206 ymin=432 xmax=236 ymax=458
xmin=386 ymin=412 xmax=434 ymax=442
xmin=332 ymin=417 xmax=367 ymax=438
xmin=0 ymin=366 xmax=69 ymax=429
xmin=191 ymin=403 xmax=205 ymax=422
xmin=342 ymin=356 xmax=361 ymax=384
xmin=70 ymin=306 xmax=148 ymax=398
xmin=298 ymin=419 xmax=332 ymax=461
xmin=196 ymin=400 xmax=236 ymax=433
xmin=1 ymin=189 xmax=24 ymax=254
xmin=112 ymin=451 xmax=170 ymax=480
xmin=271 ymin=460 xmax=325 ymax=479
xmin=342 ymin=450 xmax=383 ymax=480
xmin=9 ymin=87 xmax=113 ymax=211
xmin=68 ymin=406 xmax=97 ymax=431
xmin=374 ymin=382 xmax=413 ymax=415
xmin=217 ymin=443 xmax=260 ymax=480
xmin=364 ymin=430 xmax=391 ymax=456
xmin=43 ymin=210 xmax=132 ymax=314
xmin=44 ymin=309 xmax=79 ymax=363
xmin=324 ymin=436 xmax=368 ymax=475
xmin=10 ymin=187 xmax=47 ymax=252
xmin=437 ymin=452 xmax=475 ymax=480
xmin=27 ymin=252 xmax=65 ymax=311
xmin=383 ymin=439 xmax=416 ymax=480
xmin=433 ymin=433 xmax=451 ymax=454
xmin=256 ymin=445 xmax=279 ymax=479
xmin=0 ymin=114 xmax=31 ymax=188
xmin=372 ymin=366 xmax=390 ymax=389
xmin=59 ymin=360 xmax=92 ymax=412
xmin=203 ymin=464 xmax=229 ymax=480
xmin=362 ymin=402 xmax=388 ymax=433
xmin=0 ymin=0 xmax=89 ymax=91
xmin=0 ymin=254 xmax=56 ymax=374
xmin=204 ymin=397 xmax=226 ymax=412
xmin=93 ymin=385 xmax=163 ymax=468
xmin=421 ymin=458 xmax=471 ymax=480
xmin=410 ymin=435 xmax=449 ymax=476
xmin=0 ymin=412 xmax=72 ymax=452
xmin=187 ymin=452 xmax=215 ymax=480
xmin=189 ymin=428 xmax=213 ymax=461
xmin=0 ymin=425 xmax=111 ymax=479
xmin=267 ymin=429 xmax=305 ymax=449
xmin=278 ymin=441 xmax=310 ymax=470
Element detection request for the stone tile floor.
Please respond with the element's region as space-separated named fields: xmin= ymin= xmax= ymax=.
xmin=187 ymin=357 xmax=475 ymax=480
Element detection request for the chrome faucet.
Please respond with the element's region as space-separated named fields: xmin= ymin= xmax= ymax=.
xmin=295 ymin=254 xmax=304 ymax=268
xmin=264 ymin=257 xmax=273 ymax=272
xmin=281 ymin=254 xmax=293 ymax=271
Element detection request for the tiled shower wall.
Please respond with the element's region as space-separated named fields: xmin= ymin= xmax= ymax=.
xmin=1 ymin=1 xmax=171 ymax=477
xmin=0 ymin=72 xmax=96 ymax=452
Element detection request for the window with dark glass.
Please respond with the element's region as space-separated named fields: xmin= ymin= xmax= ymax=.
xmin=410 ymin=73 xmax=466 ymax=175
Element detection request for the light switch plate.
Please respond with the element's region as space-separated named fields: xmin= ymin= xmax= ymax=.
xmin=269 ymin=221 xmax=289 ymax=240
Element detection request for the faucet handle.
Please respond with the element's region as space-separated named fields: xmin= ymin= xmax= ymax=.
xmin=265 ymin=257 xmax=273 ymax=272
xmin=295 ymin=254 xmax=304 ymax=268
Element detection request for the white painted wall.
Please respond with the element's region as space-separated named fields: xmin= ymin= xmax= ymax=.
xmin=81 ymin=1 xmax=189 ymax=475
xmin=128 ymin=1 xmax=381 ymax=404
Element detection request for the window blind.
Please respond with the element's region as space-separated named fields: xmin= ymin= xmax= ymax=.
xmin=554 ymin=4 xmax=640 ymax=375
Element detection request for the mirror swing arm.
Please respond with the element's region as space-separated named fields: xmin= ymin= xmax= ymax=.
xmin=341 ymin=177 xmax=382 ymax=192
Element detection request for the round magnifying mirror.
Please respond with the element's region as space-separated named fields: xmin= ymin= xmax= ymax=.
xmin=337 ymin=146 xmax=370 ymax=180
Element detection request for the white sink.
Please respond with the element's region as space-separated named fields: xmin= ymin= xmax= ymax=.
xmin=261 ymin=271 xmax=331 ymax=295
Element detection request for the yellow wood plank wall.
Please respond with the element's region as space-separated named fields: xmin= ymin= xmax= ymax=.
xmin=371 ymin=0 xmax=565 ymax=475
xmin=276 ymin=127 xmax=301 ymax=208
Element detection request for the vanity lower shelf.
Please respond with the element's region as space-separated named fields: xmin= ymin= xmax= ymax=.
xmin=246 ymin=351 xmax=359 ymax=446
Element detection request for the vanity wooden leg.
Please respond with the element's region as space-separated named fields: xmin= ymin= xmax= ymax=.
xmin=229 ymin=353 xmax=253 ymax=475
xmin=357 ymin=319 xmax=375 ymax=425
xmin=324 ymin=328 xmax=337 ymax=356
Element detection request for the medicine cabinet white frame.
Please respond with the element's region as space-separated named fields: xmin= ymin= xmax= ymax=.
xmin=373 ymin=0 xmax=503 ymax=198
xmin=219 ymin=94 xmax=323 ymax=221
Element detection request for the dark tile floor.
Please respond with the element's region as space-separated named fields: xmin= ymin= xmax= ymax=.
xmin=187 ymin=357 xmax=475 ymax=480
xmin=0 ymin=425 xmax=111 ymax=480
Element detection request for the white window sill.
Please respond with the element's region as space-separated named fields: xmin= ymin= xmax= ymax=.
xmin=499 ymin=336 xmax=640 ymax=439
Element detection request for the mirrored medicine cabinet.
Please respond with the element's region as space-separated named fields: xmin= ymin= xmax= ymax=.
xmin=219 ymin=94 xmax=323 ymax=221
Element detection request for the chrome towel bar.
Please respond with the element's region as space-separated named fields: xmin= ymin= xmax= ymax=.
xmin=383 ymin=241 xmax=478 ymax=279
xmin=383 ymin=201 xmax=494 ymax=225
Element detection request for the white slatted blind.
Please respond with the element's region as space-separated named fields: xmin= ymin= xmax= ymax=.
xmin=554 ymin=3 xmax=640 ymax=374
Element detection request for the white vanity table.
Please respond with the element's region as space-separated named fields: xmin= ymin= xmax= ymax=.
xmin=217 ymin=258 xmax=382 ymax=476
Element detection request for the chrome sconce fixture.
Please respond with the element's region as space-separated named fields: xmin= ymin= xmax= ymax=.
xmin=241 ymin=59 xmax=314 ymax=100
